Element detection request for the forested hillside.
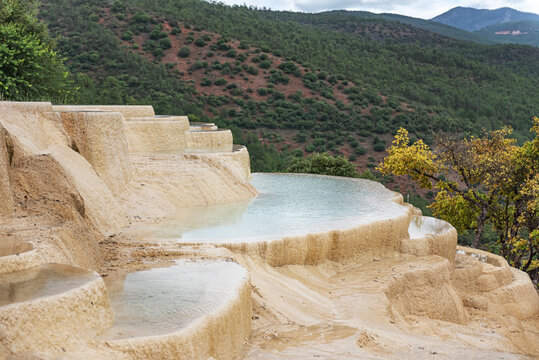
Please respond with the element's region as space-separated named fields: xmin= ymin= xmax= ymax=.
xmin=37 ymin=0 xmax=539 ymax=188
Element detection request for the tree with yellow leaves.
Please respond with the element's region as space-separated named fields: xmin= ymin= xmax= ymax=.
xmin=378 ymin=117 xmax=539 ymax=279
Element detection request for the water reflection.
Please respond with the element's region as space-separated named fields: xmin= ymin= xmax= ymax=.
xmin=103 ymin=260 xmax=247 ymax=339
xmin=0 ymin=264 xmax=97 ymax=306
xmin=408 ymin=215 xmax=451 ymax=239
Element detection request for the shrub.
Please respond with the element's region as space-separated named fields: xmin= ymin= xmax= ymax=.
xmin=278 ymin=61 xmax=298 ymax=74
xmin=257 ymin=87 xmax=271 ymax=96
xmin=214 ymin=78 xmax=227 ymax=86
xmin=159 ymin=38 xmax=171 ymax=50
xmin=355 ymin=146 xmax=367 ymax=155
xmin=373 ymin=143 xmax=385 ymax=152
xmin=317 ymin=71 xmax=328 ymax=80
xmin=177 ymin=46 xmax=190 ymax=58
xmin=303 ymin=72 xmax=317 ymax=83
xmin=259 ymin=60 xmax=271 ymax=69
xmin=121 ymin=30 xmax=133 ymax=41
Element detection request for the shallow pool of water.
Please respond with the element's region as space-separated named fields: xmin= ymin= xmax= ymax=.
xmin=0 ymin=264 xmax=97 ymax=307
xmin=142 ymin=173 xmax=407 ymax=244
xmin=103 ymin=260 xmax=248 ymax=339
xmin=408 ymin=216 xmax=451 ymax=239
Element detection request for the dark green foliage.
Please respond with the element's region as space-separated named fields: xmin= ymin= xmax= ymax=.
xmin=303 ymin=72 xmax=317 ymax=83
xmin=286 ymin=153 xmax=358 ymax=177
xmin=194 ymin=38 xmax=205 ymax=47
xmin=257 ymin=87 xmax=271 ymax=96
xmin=121 ymin=30 xmax=133 ymax=40
xmin=268 ymin=70 xmax=289 ymax=84
xmin=259 ymin=60 xmax=271 ymax=69
xmin=354 ymin=146 xmax=367 ymax=155
xmin=149 ymin=25 xmax=167 ymax=40
xmin=214 ymin=77 xmax=227 ymax=85
xmin=373 ymin=143 xmax=385 ymax=152
xmin=159 ymin=37 xmax=171 ymax=49
xmin=373 ymin=136 xmax=385 ymax=152
xmin=177 ymin=46 xmax=190 ymax=57
xmin=0 ymin=0 xmax=71 ymax=101
xmin=278 ymin=61 xmax=298 ymax=74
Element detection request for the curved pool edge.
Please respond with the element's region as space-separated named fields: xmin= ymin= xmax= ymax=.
xmin=0 ymin=267 xmax=113 ymax=356
xmin=0 ymin=242 xmax=42 ymax=275
xmin=401 ymin=215 xmax=458 ymax=265
xmin=103 ymin=271 xmax=251 ymax=360
xmin=220 ymin=211 xmax=412 ymax=266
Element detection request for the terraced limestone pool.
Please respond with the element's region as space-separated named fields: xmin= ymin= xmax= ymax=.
xmin=103 ymin=260 xmax=248 ymax=339
xmin=0 ymin=264 xmax=98 ymax=306
xmin=408 ymin=215 xmax=453 ymax=239
xmin=142 ymin=173 xmax=408 ymax=244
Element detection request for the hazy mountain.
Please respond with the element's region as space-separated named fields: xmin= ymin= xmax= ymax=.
xmin=475 ymin=20 xmax=539 ymax=47
xmin=317 ymin=10 xmax=492 ymax=44
xmin=432 ymin=6 xmax=539 ymax=32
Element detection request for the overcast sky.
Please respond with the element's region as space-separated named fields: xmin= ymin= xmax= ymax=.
xmin=212 ymin=0 xmax=539 ymax=20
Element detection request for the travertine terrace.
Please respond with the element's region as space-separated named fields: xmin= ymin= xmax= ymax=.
xmin=0 ymin=101 xmax=537 ymax=359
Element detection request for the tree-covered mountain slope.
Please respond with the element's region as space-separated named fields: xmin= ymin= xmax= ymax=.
xmin=37 ymin=0 xmax=539 ymax=186
xmin=432 ymin=6 xmax=539 ymax=32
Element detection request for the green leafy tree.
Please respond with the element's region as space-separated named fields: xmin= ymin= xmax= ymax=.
xmin=0 ymin=0 xmax=71 ymax=101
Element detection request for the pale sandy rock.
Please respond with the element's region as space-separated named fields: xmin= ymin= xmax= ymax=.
xmin=455 ymin=247 xmax=539 ymax=320
xmin=44 ymin=146 xmax=127 ymax=235
xmin=52 ymin=105 xmax=155 ymax=118
xmin=186 ymin=129 xmax=233 ymax=152
xmin=59 ymin=111 xmax=133 ymax=194
xmin=0 ymin=125 xmax=13 ymax=215
xmin=124 ymin=119 xmax=189 ymax=154
xmin=0 ymin=268 xmax=113 ymax=357
xmin=223 ymin=213 xmax=410 ymax=267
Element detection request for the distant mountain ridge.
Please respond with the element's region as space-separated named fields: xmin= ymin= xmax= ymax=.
xmin=475 ymin=20 xmax=539 ymax=47
xmin=432 ymin=6 xmax=539 ymax=32
xmin=318 ymin=10 xmax=493 ymax=44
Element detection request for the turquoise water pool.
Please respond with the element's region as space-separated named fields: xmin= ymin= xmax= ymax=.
xmin=142 ymin=173 xmax=407 ymax=244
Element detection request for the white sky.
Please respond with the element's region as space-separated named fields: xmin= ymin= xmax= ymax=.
xmin=212 ymin=0 xmax=539 ymax=20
